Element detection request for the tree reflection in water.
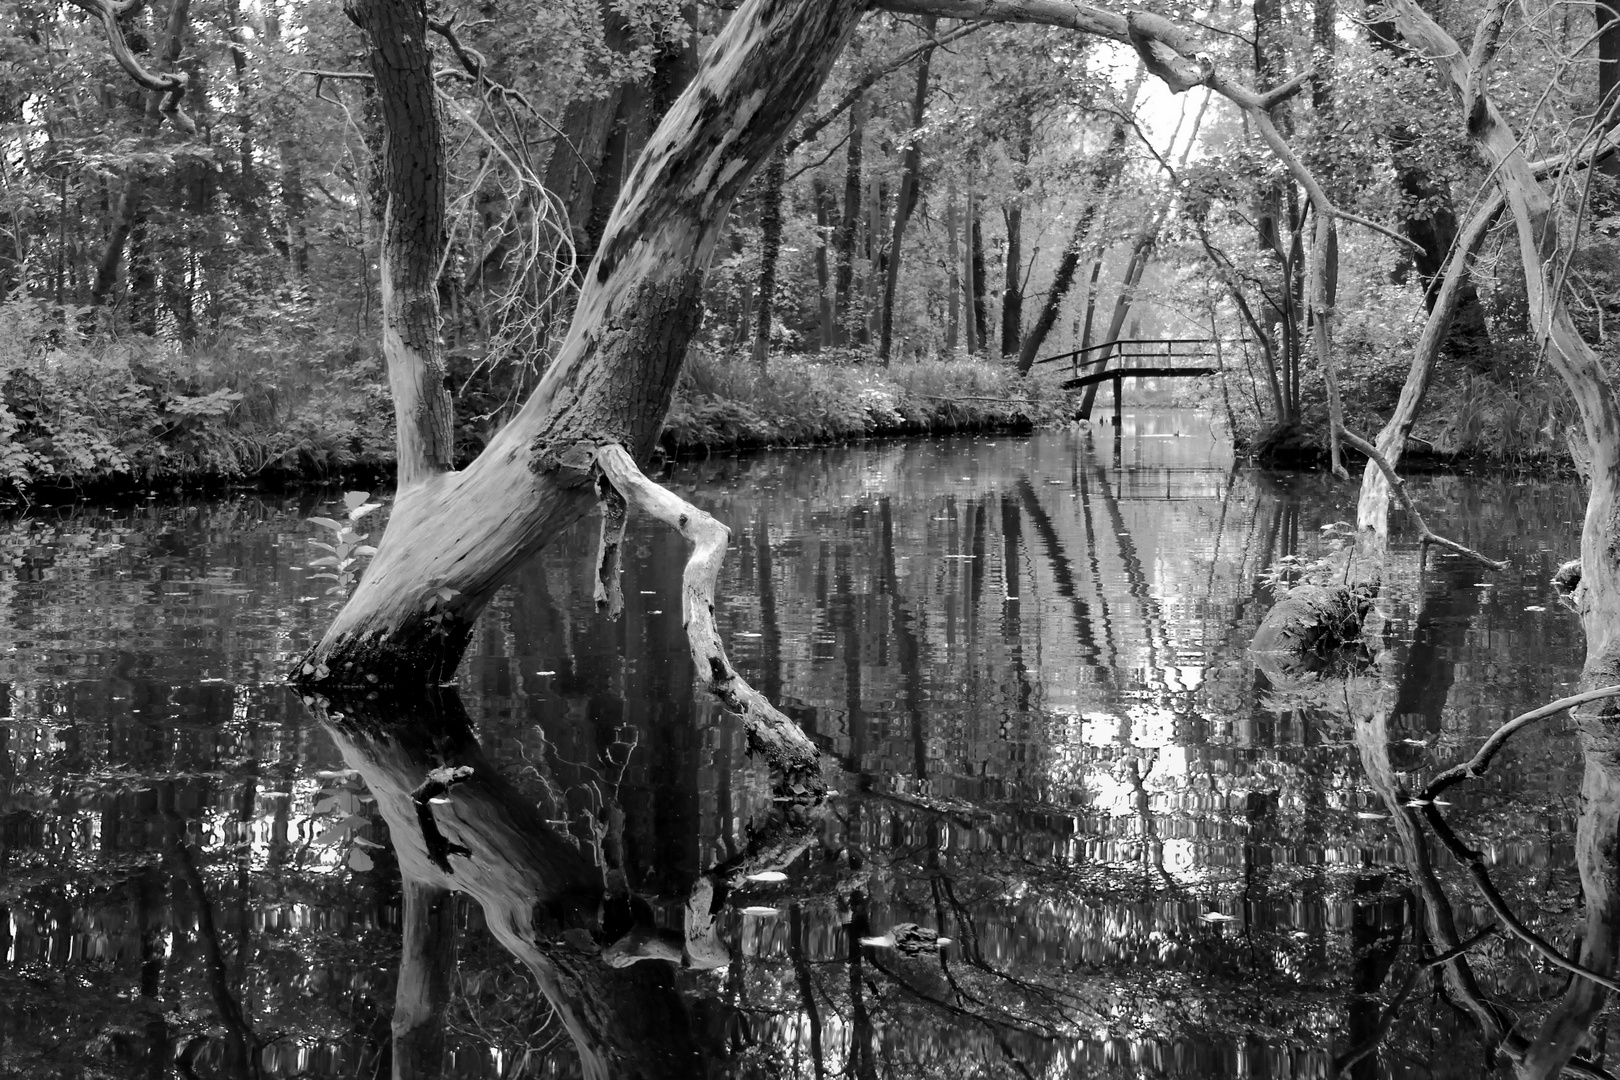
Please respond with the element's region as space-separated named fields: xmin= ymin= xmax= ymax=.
xmin=3 ymin=425 xmax=1614 ymax=1077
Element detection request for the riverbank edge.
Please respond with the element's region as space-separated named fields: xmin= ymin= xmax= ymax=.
xmin=2 ymin=387 xmax=1077 ymax=507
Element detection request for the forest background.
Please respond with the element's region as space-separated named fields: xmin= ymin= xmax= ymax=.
xmin=0 ymin=0 xmax=1612 ymax=492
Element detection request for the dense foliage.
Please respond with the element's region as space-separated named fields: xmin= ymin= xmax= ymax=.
xmin=3 ymin=0 xmax=1615 ymax=488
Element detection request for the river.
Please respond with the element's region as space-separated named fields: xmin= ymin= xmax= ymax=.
xmin=0 ymin=414 xmax=1597 ymax=1078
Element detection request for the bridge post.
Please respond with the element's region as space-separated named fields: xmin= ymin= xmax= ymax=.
xmin=1112 ymin=374 xmax=1123 ymax=426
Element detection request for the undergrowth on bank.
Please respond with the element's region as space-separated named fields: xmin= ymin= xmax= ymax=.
xmin=663 ymin=349 xmax=1074 ymax=451
xmin=0 ymin=306 xmax=1076 ymax=494
xmin=0 ymin=297 xmax=392 ymax=493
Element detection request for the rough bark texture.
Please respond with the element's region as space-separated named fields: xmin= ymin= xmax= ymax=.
xmin=349 ymin=0 xmax=455 ymax=486
xmin=298 ymin=0 xmax=865 ymax=685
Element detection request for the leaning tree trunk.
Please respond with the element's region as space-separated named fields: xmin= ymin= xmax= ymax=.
xmin=1383 ymin=7 xmax=1620 ymax=1071
xmin=297 ymin=0 xmax=865 ymax=686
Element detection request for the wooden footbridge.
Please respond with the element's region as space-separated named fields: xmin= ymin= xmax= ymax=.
xmin=1033 ymin=339 xmax=1217 ymax=421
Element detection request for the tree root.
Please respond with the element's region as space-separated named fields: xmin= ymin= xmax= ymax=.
xmin=592 ymin=444 xmax=824 ymax=792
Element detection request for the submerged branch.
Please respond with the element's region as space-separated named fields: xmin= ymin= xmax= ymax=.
xmin=592 ymin=444 xmax=824 ymax=789
xmin=1422 ymin=685 xmax=1620 ymax=799
xmin=1337 ymin=428 xmax=1507 ymax=570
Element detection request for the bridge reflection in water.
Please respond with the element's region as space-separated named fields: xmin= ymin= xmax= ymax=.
xmin=0 ymin=415 xmax=1598 ymax=1077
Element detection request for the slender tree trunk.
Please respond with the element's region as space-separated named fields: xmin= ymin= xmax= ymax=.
xmin=878 ymin=19 xmax=935 ymax=365
xmin=969 ymin=194 xmax=988 ymax=353
xmin=834 ymin=94 xmax=865 ymax=345
xmin=300 ymin=0 xmax=865 ymax=683
xmin=863 ymin=174 xmax=882 ymax=345
xmin=945 ymin=176 xmax=960 ymax=353
xmin=1599 ymin=0 xmax=1620 ymax=177
xmin=1312 ymin=0 xmax=1335 ymax=113
xmin=813 ymin=176 xmax=835 ymax=348
xmin=752 ymin=146 xmax=787 ymax=371
xmin=999 ymin=202 xmax=1022 ymax=356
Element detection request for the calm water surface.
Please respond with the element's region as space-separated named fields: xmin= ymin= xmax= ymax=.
xmin=0 ymin=415 xmax=1597 ymax=1078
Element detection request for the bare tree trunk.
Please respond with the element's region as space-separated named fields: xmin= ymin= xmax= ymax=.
xmin=834 ymin=94 xmax=865 ymax=345
xmin=968 ymin=191 xmax=988 ymax=353
xmin=349 ymin=0 xmax=455 ymax=487
xmin=877 ymin=19 xmax=935 ymax=364
xmin=945 ymin=176 xmax=960 ymax=353
xmin=813 ymin=176 xmax=836 ymax=348
xmin=1603 ymin=0 xmax=1620 ymax=178
xmin=752 ymin=146 xmax=787 ymax=371
xmin=298 ymin=0 xmax=864 ymax=684
xmin=862 ymin=174 xmax=882 ymax=345
xmin=999 ymin=201 xmax=1022 ymax=356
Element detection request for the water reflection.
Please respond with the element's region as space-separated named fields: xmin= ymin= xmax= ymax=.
xmin=0 ymin=416 xmax=1605 ymax=1077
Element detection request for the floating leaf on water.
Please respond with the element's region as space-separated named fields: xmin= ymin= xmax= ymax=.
xmin=1200 ymin=912 xmax=1236 ymax=923
xmin=1525 ymin=605 xmax=1547 ymax=612
xmin=736 ymin=632 xmax=763 ymax=638
xmin=740 ymin=906 xmax=779 ymax=916
xmin=746 ymin=870 xmax=788 ymax=883
xmin=1355 ymin=812 xmax=1389 ymax=820
xmin=537 ymin=670 xmax=557 ymax=676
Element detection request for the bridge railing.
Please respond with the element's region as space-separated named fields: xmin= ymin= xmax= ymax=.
xmin=1032 ymin=338 xmax=1216 ymax=379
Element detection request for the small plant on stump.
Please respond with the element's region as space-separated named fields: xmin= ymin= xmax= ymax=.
xmin=308 ymin=491 xmax=382 ymax=604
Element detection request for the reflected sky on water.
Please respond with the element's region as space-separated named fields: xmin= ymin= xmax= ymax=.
xmin=0 ymin=413 xmax=1600 ymax=1078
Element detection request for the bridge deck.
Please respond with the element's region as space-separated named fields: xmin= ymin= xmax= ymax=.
xmin=1059 ymin=365 xmax=1218 ymax=390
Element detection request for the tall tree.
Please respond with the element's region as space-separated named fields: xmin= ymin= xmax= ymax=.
xmin=877 ymin=18 xmax=936 ymax=364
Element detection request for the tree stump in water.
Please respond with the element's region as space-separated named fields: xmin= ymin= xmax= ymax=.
xmin=1251 ymin=583 xmax=1375 ymax=657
